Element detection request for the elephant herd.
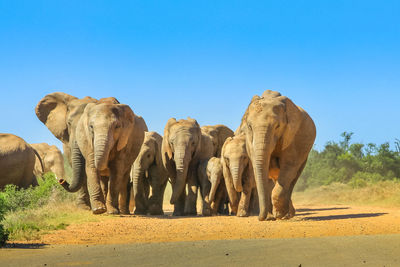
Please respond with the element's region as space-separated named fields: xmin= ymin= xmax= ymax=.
xmin=0 ymin=90 xmax=316 ymax=221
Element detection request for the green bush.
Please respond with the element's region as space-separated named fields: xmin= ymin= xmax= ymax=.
xmin=298 ymin=132 xmax=400 ymax=191
xmin=0 ymin=196 xmax=9 ymax=246
xmin=0 ymin=173 xmax=70 ymax=213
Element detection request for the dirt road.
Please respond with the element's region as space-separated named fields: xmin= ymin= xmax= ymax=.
xmin=25 ymin=204 xmax=400 ymax=244
xmin=2 ymin=204 xmax=400 ymax=266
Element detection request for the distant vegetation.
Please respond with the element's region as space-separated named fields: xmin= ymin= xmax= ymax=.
xmin=297 ymin=132 xmax=400 ymax=191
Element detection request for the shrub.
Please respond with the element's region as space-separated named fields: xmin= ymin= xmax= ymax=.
xmin=0 ymin=196 xmax=9 ymax=246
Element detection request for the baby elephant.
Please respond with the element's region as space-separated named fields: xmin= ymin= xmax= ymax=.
xmin=221 ymin=134 xmax=258 ymax=217
xmin=197 ymin=157 xmax=229 ymax=216
xmin=131 ymin=132 xmax=168 ymax=215
xmin=31 ymin=143 xmax=65 ymax=181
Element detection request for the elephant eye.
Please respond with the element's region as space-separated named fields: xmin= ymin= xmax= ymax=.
xmin=115 ymin=124 xmax=121 ymax=129
xmin=247 ymin=124 xmax=252 ymax=131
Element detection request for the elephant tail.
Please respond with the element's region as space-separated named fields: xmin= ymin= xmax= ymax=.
xmin=32 ymin=148 xmax=45 ymax=174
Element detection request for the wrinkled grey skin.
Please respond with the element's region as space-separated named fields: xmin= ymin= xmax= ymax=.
xmin=162 ymin=118 xmax=214 ymax=216
xmin=131 ymin=131 xmax=168 ymax=215
xmin=221 ymin=134 xmax=258 ymax=217
xmin=31 ymin=143 xmax=65 ymax=180
xmin=237 ymin=90 xmax=316 ymax=221
xmin=197 ymin=157 xmax=228 ymax=216
xmin=0 ymin=134 xmax=43 ymax=189
xmin=36 ymin=92 xmax=100 ymax=210
xmin=61 ymin=102 xmax=148 ymax=215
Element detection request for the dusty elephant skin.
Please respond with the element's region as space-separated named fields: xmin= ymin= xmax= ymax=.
xmin=0 ymin=133 xmax=43 ymax=189
xmin=237 ymin=90 xmax=316 ymax=221
xmin=221 ymin=134 xmax=259 ymax=217
xmin=31 ymin=143 xmax=65 ymax=181
xmin=68 ymin=101 xmax=147 ymax=214
xmin=35 ymin=93 xmax=148 ymax=214
xmin=35 ymin=92 xmax=99 ymax=210
xmin=131 ymin=131 xmax=168 ymax=215
xmin=161 ymin=118 xmax=214 ymax=216
xmin=197 ymin=157 xmax=229 ymax=216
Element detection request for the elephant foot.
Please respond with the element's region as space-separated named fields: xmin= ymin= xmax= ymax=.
xmin=76 ymin=202 xmax=91 ymax=211
xmin=266 ymin=213 xmax=276 ymax=221
xmin=134 ymin=209 xmax=148 ymax=215
xmin=173 ymin=210 xmax=185 ymax=216
xmin=237 ymin=209 xmax=249 ymax=217
xmin=119 ymin=208 xmax=130 ymax=215
xmin=202 ymin=208 xmax=212 ymax=216
xmin=92 ymin=206 xmax=107 ymax=215
xmin=107 ymin=207 xmax=120 ymax=215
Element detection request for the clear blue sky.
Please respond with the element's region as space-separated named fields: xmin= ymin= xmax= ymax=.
xmin=1 ymin=0 xmax=399 ymax=150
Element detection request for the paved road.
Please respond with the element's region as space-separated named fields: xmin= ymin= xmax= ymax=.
xmin=1 ymin=234 xmax=400 ymax=266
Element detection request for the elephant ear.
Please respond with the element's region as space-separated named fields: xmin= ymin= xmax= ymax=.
xmin=153 ymin=132 xmax=164 ymax=170
xmin=282 ymin=97 xmax=303 ymax=150
xmin=35 ymin=92 xmax=78 ymax=143
xmin=161 ymin=118 xmax=177 ymax=176
xmin=215 ymin=125 xmax=234 ymax=157
xmin=117 ymin=105 xmax=136 ymax=151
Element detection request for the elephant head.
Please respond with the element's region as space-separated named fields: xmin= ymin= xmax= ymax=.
xmin=239 ymin=90 xmax=311 ymax=220
xmin=201 ymin=125 xmax=234 ymax=157
xmin=205 ymin=157 xmax=223 ymax=204
xmin=131 ymin=131 xmax=165 ymax=215
xmin=161 ymin=118 xmax=202 ymax=205
xmin=31 ymin=143 xmax=66 ymax=181
xmin=58 ymin=102 xmax=136 ymax=193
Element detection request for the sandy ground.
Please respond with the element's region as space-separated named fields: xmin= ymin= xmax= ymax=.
xmin=2 ymin=204 xmax=400 ymax=266
xmin=13 ymin=203 xmax=400 ymax=245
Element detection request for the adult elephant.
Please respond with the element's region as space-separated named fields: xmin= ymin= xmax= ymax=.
xmin=31 ymin=143 xmax=65 ymax=181
xmin=0 ymin=134 xmax=43 ymax=189
xmin=162 ymin=118 xmax=214 ymax=216
xmin=36 ymin=92 xmax=99 ymax=209
xmin=131 ymin=131 xmax=167 ymax=215
xmin=57 ymin=101 xmax=147 ymax=214
xmin=201 ymin=125 xmax=234 ymax=157
xmin=237 ymin=90 xmax=316 ymax=221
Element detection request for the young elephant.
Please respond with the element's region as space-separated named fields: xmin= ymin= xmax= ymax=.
xmin=221 ymin=134 xmax=258 ymax=217
xmin=31 ymin=143 xmax=65 ymax=181
xmin=0 ymin=134 xmax=43 ymax=189
xmin=131 ymin=131 xmax=168 ymax=215
xmin=201 ymin=125 xmax=234 ymax=157
xmin=162 ymin=118 xmax=214 ymax=216
xmin=197 ymin=157 xmax=229 ymax=216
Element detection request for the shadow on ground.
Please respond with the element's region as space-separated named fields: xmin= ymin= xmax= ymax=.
xmin=297 ymin=207 xmax=350 ymax=212
xmin=303 ymin=213 xmax=387 ymax=221
xmin=2 ymin=243 xmax=47 ymax=249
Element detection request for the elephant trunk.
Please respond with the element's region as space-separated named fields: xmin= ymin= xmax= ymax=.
xmin=131 ymin=162 xmax=145 ymax=201
xmin=59 ymin=140 xmax=84 ymax=192
xmin=230 ymin=163 xmax=242 ymax=192
xmin=209 ymin=176 xmax=220 ymax=202
xmin=253 ymin=130 xmax=272 ymax=221
xmin=170 ymin=147 xmax=190 ymax=204
xmin=94 ymin=133 xmax=112 ymax=171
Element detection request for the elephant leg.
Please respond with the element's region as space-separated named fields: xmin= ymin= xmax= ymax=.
xmin=173 ymin=190 xmax=186 ymax=216
xmin=237 ymin=181 xmax=253 ymax=217
xmin=286 ymin=161 xmax=307 ymax=219
xmin=249 ymin=187 xmax=260 ymax=215
xmin=118 ymin=173 xmax=130 ymax=215
xmin=272 ymin=161 xmax=304 ymax=219
xmin=134 ymin=174 xmax=149 ymax=215
xmin=100 ymin=176 xmax=109 ymax=201
xmin=85 ymin=164 xmax=106 ymax=214
xmin=184 ymin=170 xmax=198 ymax=216
xmin=75 ymin=174 xmax=91 ymax=210
xmin=106 ymin=175 xmax=119 ymax=214
xmin=212 ymin=185 xmax=224 ymax=215
xmin=265 ymin=178 xmax=275 ymax=220
xmin=200 ymin=185 xmax=211 ymax=216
